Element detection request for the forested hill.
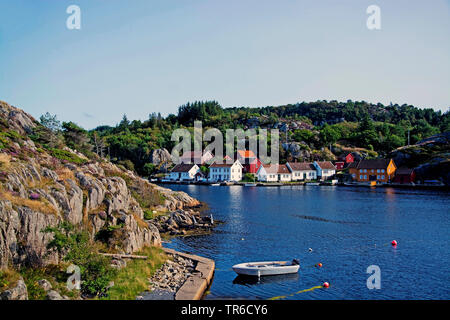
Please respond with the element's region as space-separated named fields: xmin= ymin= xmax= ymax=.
xmin=36 ymin=100 xmax=449 ymax=176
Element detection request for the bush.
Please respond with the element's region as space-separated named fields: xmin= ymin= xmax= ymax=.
xmin=143 ymin=209 xmax=154 ymax=220
xmin=142 ymin=163 xmax=156 ymax=176
xmin=43 ymin=223 xmax=116 ymax=297
xmin=49 ymin=148 xmax=88 ymax=165
xmin=242 ymin=173 xmax=255 ymax=182
xmin=117 ymin=159 xmax=135 ymax=172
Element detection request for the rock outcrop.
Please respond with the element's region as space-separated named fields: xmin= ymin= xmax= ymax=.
xmin=0 ymin=100 xmax=202 ymax=269
xmin=0 ymin=277 xmax=28 ymax=300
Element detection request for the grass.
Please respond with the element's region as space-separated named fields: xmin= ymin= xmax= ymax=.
xmin=102 ymin=246 xmax=167 ymax=300
xmin=55 ymin=167 xmax=76 ymax=181
xmin=0 ymin=269 xmax=21 ymax=293
xmin=19 ymin=264 xmax=81 ymax=300
xmin=49 ymin=148 xmax=88 ymax=165
xmin=0 ymin=191 xmax=58 ymax=215
xmin=0 ymin=153 xmax=11 ymax=170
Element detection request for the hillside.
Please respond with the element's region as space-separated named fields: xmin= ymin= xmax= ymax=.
xmin=0 ymin=100 xmax=205 ymax=299
xmin=89 ymin=100 xmax=448 ymax=175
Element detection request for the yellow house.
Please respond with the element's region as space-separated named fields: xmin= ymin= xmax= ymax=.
xmin=349 ymin=159 xmax=397 ymax=183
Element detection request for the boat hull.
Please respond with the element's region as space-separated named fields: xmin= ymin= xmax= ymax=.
xmin=232 ymin=261 xmax=300 ymax=276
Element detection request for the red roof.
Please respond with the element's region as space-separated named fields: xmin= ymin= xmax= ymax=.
xmin=287 ymin=162 xmax=315 ymax=171
xmin=316 ymin=161 xmax=336 ymax=170
xmin=261 ymin=164 xmax=290 ymax=174
xmin=237 ymin=150 xmax=256 ymax=158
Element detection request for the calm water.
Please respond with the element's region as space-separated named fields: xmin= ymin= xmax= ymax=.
xmin=163 ymin=185 xmax=450 ymax=300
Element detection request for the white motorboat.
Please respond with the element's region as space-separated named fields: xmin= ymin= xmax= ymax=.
xmin=232 ymin=259 xmax=300 ymax=277
xmin=244 ymin=183 xmax=256 ymax=187
xmin=210 ymin=183 xmax=220 ymax=186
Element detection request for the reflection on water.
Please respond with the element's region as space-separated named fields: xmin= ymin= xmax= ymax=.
xmin=164 ymin=184 xmax=450 ymax=300
xmin=233 ymin=273 xmax=299 ymax=286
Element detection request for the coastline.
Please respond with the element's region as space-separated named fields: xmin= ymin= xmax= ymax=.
xmin=156 ymin=180 xmax=449 ymax=191
xmin=161 ymin=248 xmax=215 ymax=300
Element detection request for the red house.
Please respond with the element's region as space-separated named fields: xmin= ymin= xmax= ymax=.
xmin=237 ymin=150 xmax=262 ymax=174
xmin=338 ymin=153 xmax=355 ymax=164
xmin=393 ymin=168 xmax=416 ymax=184
xmin=335 ymin=161 xmax=345 ymax=170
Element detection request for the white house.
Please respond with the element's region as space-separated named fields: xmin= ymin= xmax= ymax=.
xmin=169 ymin=163 xmax=201 ymax=181
xmin=180 ymin=150 xmax=214 ymax=165
xmin=313 ymin=161 xmax=336 ymax=181
xmin=257 ymin=164 xmax=292 ymax=182
xmin=257 ymin=164 xmax=279 ymax=182
xmin=208 ymin=160 xmax=243 ymax=182
xmin=286 ymin=162 xmax=317 ymax=181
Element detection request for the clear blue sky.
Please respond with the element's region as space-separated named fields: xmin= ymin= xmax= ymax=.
xmin=1 ymin=0 xmax=449 ymax=129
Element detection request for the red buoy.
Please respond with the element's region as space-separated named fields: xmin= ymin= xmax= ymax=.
xmin=323 ymin=282 xmax=329 ymax=288
xmin=317 ymin=263 xmax=323 ymax=268
xmin=391 ymin=240 xmax=398 ymax=246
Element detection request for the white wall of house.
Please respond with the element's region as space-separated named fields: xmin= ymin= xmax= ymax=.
xmin=290 ymin=170 xmax=317 ymax=181
xmin=321 ymin=169 xmax=335 ymax=180
xmin=278 ymin=173 xmax=292 ymax=182
xmin=171 ymin=165 xmax=200 ymax=181
xmin=209 ymin=161 xmax=242 ymax=181
xmin=257 ymin=167 xmax=278 ymax=182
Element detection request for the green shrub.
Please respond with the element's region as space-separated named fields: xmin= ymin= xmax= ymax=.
xmin=49 ymin=148 xmax=87 ymax=165
xmin=43 ymin=222 xmax=116 ymax=297
xmin=143 ymin=209 xmax=154 ymax=220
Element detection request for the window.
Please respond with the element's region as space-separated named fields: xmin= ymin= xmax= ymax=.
xmin=377 ymin=169 xmax=380 ymax=173
xmin=381 ymin=169 xmax=385 ymax=173
xmin=381 ymin=175 xmax=385 ymax=179
xmin=359 ymin=175 xmax=363 ymax=179
xmin=360 ymin=169 xmax=363 ymax=173
xmin=364 ymin=175 xmax=367 ymax=179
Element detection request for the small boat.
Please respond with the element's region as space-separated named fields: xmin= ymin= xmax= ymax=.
xmin=210 ymin=183 xmax=220 ymax=186
xmin=232 ymin=259 xmax=300 ymax=277
xmin=244 ymin=183 xmax=256 ymax=187
xmin=305 ymin=182 xmax=320 ymax=186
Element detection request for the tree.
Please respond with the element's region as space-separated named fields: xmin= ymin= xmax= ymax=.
xmin=319 ymin=124 xmax=341 ymax=146
xmin=62 ymin=121 xmax=92 ymax=153
xmin=40 ymin=112 xmax=61 ymax=132
xmin=142 ymin=163 xmax=156 ymax=176
xmin=91 ymin=131 xmax=107 ymax=158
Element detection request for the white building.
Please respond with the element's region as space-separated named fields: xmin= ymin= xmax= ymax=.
xmin=208 ymin=160 xmax=243 ymax=182
xmin=257 ymin=164 xmax=292 ymax=182
xmin=257 ymin=164 xmax=279 ymax=182
xmin=169 ymin=163 xmax=201 ymax=181
xmin=313 ymin=161 xmax=336 ymax=181
xmin=286 ymin=162 xmax=317 ymax=181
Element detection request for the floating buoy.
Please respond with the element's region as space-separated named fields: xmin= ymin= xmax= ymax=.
xmin=317 ymin=263 xmax=323 ymax=268
xmin=391 ymin=240 xmax=398 ymax=246
xmin=308 ymin=248 xmax=313 ymax=252
xmin=241 ymin=238 xmax=245 ymax=241
xmin=323 ymin=282 xmax=329 ymax=288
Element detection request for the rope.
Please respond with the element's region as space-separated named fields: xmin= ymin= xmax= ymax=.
xmin=268 ymin=285 xmax=324 ymax=300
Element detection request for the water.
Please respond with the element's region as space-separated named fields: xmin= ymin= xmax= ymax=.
xmin=163 ymin=184 xmax=450 ymax=300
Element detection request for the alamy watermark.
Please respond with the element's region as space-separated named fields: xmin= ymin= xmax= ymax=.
xmin=66 ymin=264 xmax=81 ymax=290
xmin=366 ymin=265 xmax=381 ymax=289
xmin=367 ymin=5 xmax=381 ymax=30
xmin=170 ymin=121 xmax=280 ymax=165
xmin=66 ymin=5 xmax=81 ymax=30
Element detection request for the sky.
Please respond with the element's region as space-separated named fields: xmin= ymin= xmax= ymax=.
xmin=0 ymin=0 xmax=449 ymax=129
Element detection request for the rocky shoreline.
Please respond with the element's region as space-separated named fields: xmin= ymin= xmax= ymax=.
xmin=137 ymin=253 xmax=196 ymax=300
xmin=152 ymin=208 xmax=216 ymax=236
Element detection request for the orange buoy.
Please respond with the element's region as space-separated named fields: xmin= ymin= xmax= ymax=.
xmin=391 ymin=240 xmax=398 ymax=246
xmin=323 ymin=282 xmax=329 ymax=288
xmin=317 ymin=263 xmax=323 ymax=268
